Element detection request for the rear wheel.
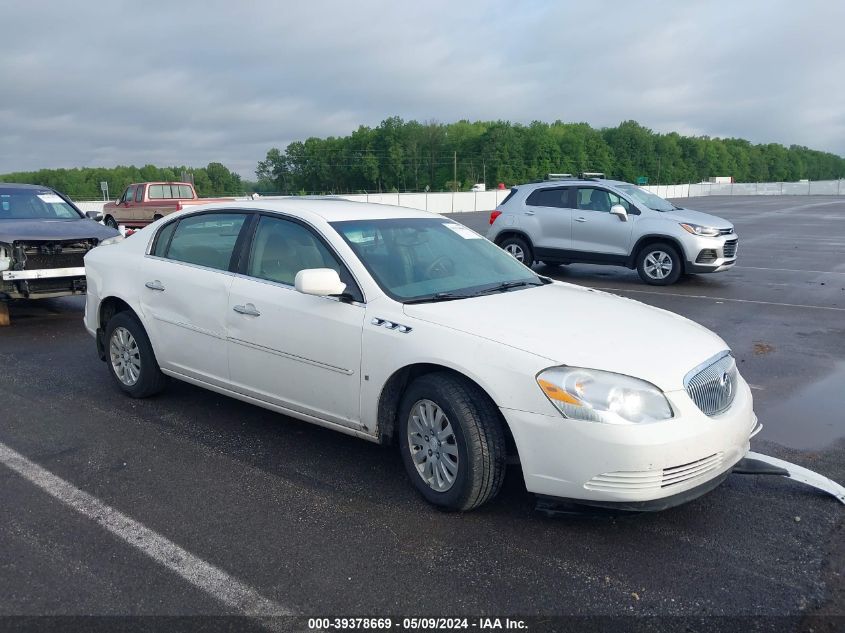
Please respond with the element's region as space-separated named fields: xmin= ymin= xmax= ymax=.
xmin=636 ymin=242 xmax=682 ymax=285
xmin=399 ymin=373 xmax=506 ymax=511
xmin=499 ymin=235 xmax=533 ymax=266
xmin=105 ymin=311 xmax=168 ymax=398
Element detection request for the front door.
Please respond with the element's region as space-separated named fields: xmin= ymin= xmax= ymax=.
xmin=226 ymin=214 xmax=366 ymax=428
xmin=139 ymin=211 xmax=250 ymax=387
xmin=570 ymin=187 xmax=634 ymax=257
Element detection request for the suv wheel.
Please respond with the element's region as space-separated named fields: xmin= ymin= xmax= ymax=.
xmin=637 ymin=243 xmax=682 ymax=285
xmin=104 ymin=216 xmax=119 ymax=229
xmin=499 ymin=236 xmax=533 ymax=266
xmin=399 ymin=373 xmax=506 ymax=511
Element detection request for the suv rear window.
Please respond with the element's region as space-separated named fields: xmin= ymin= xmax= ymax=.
xmin=500 ymin=188 xmax=518 ymax=205
xmin=526 ymin=187 xmax=571 ymax=208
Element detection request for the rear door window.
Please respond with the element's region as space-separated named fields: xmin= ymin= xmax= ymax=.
xmin=163 ymin=213 xmax=249 ymax=271
xmin=526 ymin=187 xmax=572 ymax=208
xmin=148 ymin=184 xmax=175 ymax=200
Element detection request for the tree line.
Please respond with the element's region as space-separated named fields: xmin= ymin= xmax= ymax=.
xmin=255 ymin=118 xmax=845 ymax=194
xmin=2 ymin=119 xmax=843 ymax=199
xmin=0 ymin=162 xmax=244 ymax=200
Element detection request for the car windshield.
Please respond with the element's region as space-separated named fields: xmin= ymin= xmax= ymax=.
xmin=331 ymin=217 xmax=542 ymax=302
xmin=0 ymin=188 xmax=82 ymax=220
xmin=616 ymin=184 xmax=678 ymax=212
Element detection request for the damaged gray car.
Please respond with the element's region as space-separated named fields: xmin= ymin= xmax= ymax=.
xmin=0 ymin=184 xmax=121 ymax=324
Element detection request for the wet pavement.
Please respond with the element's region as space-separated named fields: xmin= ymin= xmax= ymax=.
xmin=0 ymin=196 xmax=842 ymax=629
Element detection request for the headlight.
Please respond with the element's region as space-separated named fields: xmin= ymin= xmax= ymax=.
xmin=98 ymin=235 xmax=124 ymax=246
xmin=680 ymin=223 xmax=720 ymax=237
xmin=537 ymin=367 xmax=674 ymax=424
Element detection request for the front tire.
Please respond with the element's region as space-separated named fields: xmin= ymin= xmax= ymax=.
xmin=104 ymin=216 xmax=119 ymax=230
xmin=636 ymin=242 xmax=682 ymax=285
xmin=399 ymin=373 xmax=506 ymax=511
xmin=499 ymin=235 xmax=534 ymax=266
xmin=105 ymin=311 xmax=168 ymax=398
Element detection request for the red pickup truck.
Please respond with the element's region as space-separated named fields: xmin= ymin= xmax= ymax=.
xmin=102 ymin=182 xmax=235 ymax=229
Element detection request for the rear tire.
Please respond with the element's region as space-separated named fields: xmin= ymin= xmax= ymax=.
xmin=399 ymin=373 xmax=506 ymax=511
xmin=499 ymin=236 xmax=534 ymax=267
xmin=104 ymin=311 xmax=168 ymax=398
xmin=636 ymin=242 xmax=682 ymax=285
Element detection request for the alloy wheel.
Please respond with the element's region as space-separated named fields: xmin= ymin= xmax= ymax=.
xmin=109 ymin=326 xmax=141 ymax=386
xmin=407 ymin=399 xmax=460 ymax=492
xmin=643 ymin=250 xmax=673 ymax=280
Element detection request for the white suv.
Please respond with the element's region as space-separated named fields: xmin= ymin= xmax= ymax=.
xmin=488 ymin=178 xmax=738 ymax=285
xmin=84 ymin=200 xmax=757 ymax=511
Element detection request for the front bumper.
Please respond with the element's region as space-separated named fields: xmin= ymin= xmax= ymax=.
xmin=501 ymin=375 xmax=756 ymax=505
xmin=682 ymin=232 xmax=737 ymax=274
xmin=1 ymin=266 xmax=87 ymax=299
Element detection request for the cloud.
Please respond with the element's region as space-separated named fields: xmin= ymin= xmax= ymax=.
xmin=0 ymin=0 xmax=842 ymax=179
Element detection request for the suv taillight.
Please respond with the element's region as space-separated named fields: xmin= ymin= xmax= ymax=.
xmin=489 ymin=210 xmax=502 ymax=225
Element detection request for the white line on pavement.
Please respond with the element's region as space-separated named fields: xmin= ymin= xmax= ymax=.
xmin=593 ymin=288 xmax=845 ymax=311
xmin=0 ymin=441 xmax=292 ymax=618
xmin=736 ymin=266 xmax=845 ymax=275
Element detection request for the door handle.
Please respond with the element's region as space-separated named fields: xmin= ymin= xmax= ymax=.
xmin=524 ymin=210 xmax=535 ymax=215
xmin=233 ymin=303 xmax=261 ymax=317
xmin=575 ymin=217 xmax=587 ymax=222
xmin=144 ymin=280 xmax=165 ymax=291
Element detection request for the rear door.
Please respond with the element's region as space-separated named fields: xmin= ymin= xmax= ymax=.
xmin=524 ymin=187 xmax=573 ymax=254
xmin=139 ymin=211 xmax=251 ymax=387
xmin=226 ymin=214 xmax=366 ymax=428
xmin=571 ymin=187 xmax=634 ymax=257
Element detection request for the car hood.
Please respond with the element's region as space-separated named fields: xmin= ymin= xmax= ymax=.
xmin=403 ymin=282 xmax=728 ymax=391
xmin=660 ymin=208 xmax=733 ymax=230
xmin=0 ymin=219 xmax=119 ymax=243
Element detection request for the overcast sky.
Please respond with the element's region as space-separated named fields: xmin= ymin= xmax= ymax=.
xmin=1 ymin=0 xmax=843 ymax=178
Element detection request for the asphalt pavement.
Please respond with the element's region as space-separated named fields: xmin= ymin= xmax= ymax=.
xmin=0 ymin=195 xmax=842 ymax=631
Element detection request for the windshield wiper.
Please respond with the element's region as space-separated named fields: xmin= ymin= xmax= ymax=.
xmin=470 ymin=280 xmax=544 ymax=296
xmin=403 ymin=292 xmax=473 ymax=304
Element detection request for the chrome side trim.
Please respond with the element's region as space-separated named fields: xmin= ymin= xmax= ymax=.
xmin=2 ymin=267 xmax=86 ymax=280
xmin=227 ymin=337 xmax=354 ymax=375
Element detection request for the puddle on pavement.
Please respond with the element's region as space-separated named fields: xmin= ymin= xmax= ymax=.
xmin=758 ymin=363 xmax=845 ymax=450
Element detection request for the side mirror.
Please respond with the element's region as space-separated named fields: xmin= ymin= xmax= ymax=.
xmin=294 ymin=268 xmax=346 ymax=297
xmin=610 ymin=204 xmax=628 ymax=222
xmin=86 ymin=210 xmax=104 ymax=222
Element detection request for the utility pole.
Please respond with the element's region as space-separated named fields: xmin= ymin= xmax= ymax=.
xmin=453 ymin=151 xmax=457 ymax=192
xmin=483 ymin=161 xmax=486 ymax=187
xmin=656 ymin=156 xmax=661 ymax=187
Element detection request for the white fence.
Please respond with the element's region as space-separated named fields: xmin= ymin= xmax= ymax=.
xmin=74 ymin=179 xmax=845 ymax=215
xmin=643 ymin=179 xmax=845 ymax=199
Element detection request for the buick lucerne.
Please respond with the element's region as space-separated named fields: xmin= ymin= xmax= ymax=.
xmin=84 ymin=200 xmax=758 ymax=511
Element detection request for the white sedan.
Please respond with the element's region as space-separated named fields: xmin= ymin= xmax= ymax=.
xmin=83 ymin=200 xmax=758 ymax=511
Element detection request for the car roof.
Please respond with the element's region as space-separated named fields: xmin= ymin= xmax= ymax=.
xmin=0 ymin=183 xmax=57 ymax=190
xmin=183 ymin=197 xmax=441 ymax=223
xmin=513 ymin=178 xmax=631 ymax=190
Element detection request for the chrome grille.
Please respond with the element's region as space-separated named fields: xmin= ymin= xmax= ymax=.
xmin=684 ymin=352 xmax=737 ymax=416
xmin=584 ymin=453 xmax=724 ymax=492
xmin=718 ymin=228 xmax=733 ymax=235
xmin=723 ymin=239 xmax=738 ymax=258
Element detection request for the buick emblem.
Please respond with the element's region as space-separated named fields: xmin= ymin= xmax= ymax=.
xmin=719 ymin=371 xmax=732 ymax=395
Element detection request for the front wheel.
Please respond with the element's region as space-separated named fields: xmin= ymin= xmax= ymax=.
xmin=399 ymin=373 xmax=506 ymax=511
xmin=104 ymin=216 xmax=119 ymax=230
xmin=104 ymin=311 xmax=168 ymax=398
xmin=636 ymin=243 xmax=682 ymax=285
